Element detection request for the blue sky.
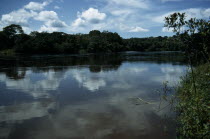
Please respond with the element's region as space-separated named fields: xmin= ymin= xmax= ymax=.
xmin=0 ymin=0 xmax=209 ymax=38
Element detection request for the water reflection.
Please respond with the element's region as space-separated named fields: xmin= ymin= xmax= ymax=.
xmin=72 ymin=69 xmax=107 ymax=92
xmin=0 ymin=100 xmax=56 ymax=123
xmin=0 ymin=52 xmax=187 ymax=139
xmin=0 ymin=70 xmax=65 ymax=98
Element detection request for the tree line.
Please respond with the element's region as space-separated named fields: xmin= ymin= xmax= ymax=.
xmin=0 ymin=24 xmax=184 ymax=54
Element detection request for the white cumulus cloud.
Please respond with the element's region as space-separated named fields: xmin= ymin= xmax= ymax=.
xmin=35 ymin=11 xmax=58 ymax=21
xmin=71 ymin=8 xmax=107 ymax=32
xmin=1 ymin=9 xmax=37 ymax=26
xmin=0 ymin=1 xmax=54 ymax=33
xmin=72 ymin=18 xmax=86 ymax=27
xmin=24 ymin=1 xmax=49 ymax=11
xmin=80 ymin=8 xmax=106 ymax=24
xmin=35 ymin=11 xmax=67 ymax=32
xmin=129 ymin=27 xmax=149 ymax=32
xmin=119 ymin=24 xmax=149 ymax=32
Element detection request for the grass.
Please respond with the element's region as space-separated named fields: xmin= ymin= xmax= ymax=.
xmin=176 ymin=63 xmax=210 ymax=138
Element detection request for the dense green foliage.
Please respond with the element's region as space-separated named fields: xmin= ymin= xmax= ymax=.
xmin=164 ymin=13 xmax=210 ymax=64
xmin=164 ymin=13 xmax=210 ymax=138
xmin=177 ymin=64 xmax=210 ymax=138
xmin=0 ymin=24 xmax=184 ymax=54
xmin=124 ymin=36 xmax=184 ymax=51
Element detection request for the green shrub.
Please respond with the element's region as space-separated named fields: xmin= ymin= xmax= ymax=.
xmin=177 ymin=64 xmax=210 ymax=138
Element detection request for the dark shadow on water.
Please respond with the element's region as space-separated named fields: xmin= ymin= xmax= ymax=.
xmin=0 ymin=51 xmax=186 ymax=79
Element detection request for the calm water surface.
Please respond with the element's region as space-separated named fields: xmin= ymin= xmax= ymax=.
xmin=0 ymin=52 xmax=187 ymax=139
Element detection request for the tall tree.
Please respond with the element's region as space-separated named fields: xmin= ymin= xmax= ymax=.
xmin=164 ymin=13 xmax=210 ymax=63
xmin=3 ymin=24 xmax=24 ymax=38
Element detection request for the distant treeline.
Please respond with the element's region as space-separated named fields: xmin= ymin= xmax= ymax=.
xmin=0 ymin=24 xmax=184 ymax=54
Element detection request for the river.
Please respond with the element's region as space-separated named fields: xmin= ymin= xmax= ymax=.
xmin=0 ymin=52 xmax=187 ymax=139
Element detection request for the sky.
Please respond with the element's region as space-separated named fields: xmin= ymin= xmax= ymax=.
xmin=0 ymin=0 xmax=209 ymax=38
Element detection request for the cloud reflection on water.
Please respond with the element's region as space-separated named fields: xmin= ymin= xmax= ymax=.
xmin=0 ymin=63 xmax=186 ymax=97
xmin=0 ymin=53 xmax=187 ymax=139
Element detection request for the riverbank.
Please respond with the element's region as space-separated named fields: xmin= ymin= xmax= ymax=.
xmin=0 ymin=49 xmax=15 ymax=56
xmin=176 ymin=63 xmax=210 ymax=138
